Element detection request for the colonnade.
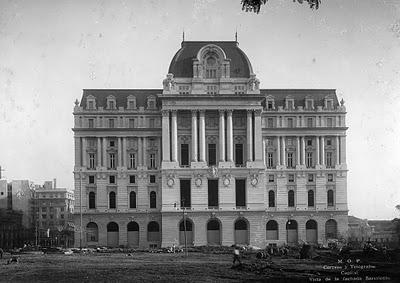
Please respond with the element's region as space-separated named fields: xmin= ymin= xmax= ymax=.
xmin=162 ymin=109 xmax=263 ymax=164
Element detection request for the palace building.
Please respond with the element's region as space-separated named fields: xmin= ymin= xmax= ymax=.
xmin=72 ymin=40 xmax=348 ymax=248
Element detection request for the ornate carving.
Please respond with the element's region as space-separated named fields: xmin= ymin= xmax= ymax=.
xmin=248 ymin=74 xmax=260 ymax=91
xmin=167 ymin=178 xmax=174 ymax=187
xmin=209 ymin=166 xmax=218 ymax=178
xmin=195 ymin=178 xmax=202 ymax=187
xmin=250 ymin=173 xmax=259 ymax=187
xmin=163 ymin=73 xmax=175 ymax=91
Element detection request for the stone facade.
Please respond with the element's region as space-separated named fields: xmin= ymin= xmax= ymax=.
xmin=73 ymin=41 xmax=348 ymax=248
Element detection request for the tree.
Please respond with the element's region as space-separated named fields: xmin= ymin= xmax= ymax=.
xmin=241 ymin=0 xmax=321 ymax=13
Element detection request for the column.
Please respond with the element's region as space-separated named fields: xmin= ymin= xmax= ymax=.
xmin=301 ymin=137 xmax=306 ymax=166
xmin=142 ymin=137 xmax=147 ymax=168
xmin=262 ymin=140 xmax=266 ymax=166
xmin=191 ymin=110 xmax=198 ymax=162
xmin=97 ymin=138 xmax=102 ymax=167
xmin=102 ymin=137 xmax=107 ymax=167
xmin=82 ymin=137 xmax=87 ymax=168
xmin=226 ymin=110 xmax=233 ymax=162
xmin=340 ymin=136 xmax=346 ymax=164
xmin=335 ymin=136 xmax=340 ymax=166
xmin=296 ymin=136 xmax=300 ymax=166
xmin=320 ymin=136 xmax=325 ymax=166
xmin=138 ymin=138 xmax=143 ymax=166
xmin=315 ymin=136 xmax=320 ymax=165
xmin=118 ymin=137 xmax=122 ymax=167
xmin=171 ymin=110 xmax=178 ymax=162
xmin=162 ymin=110 xmax=170 ymax=162
xmin=254 ymin=110 xmax=263 ymax=161
xmin=281 ymin=136 xmax=286 ymax=167
xmin=276 ymin=136 xmax=281 ymax=166
xmin=219 ymin=110 xmax=225 ymax=162
xmin=246 ymin=110 xmax=253 ymax=162
xmin=199 ymin=110 xmax=206 ymax=162
xmin=122 ymin=138 xmax=126 ymax=167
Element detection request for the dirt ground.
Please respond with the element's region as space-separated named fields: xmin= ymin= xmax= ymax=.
xmin=0 ymin=251 xmax=399 ymax=282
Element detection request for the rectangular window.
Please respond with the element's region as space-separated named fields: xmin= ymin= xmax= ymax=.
xmin=109 ymin=101 xmax=115 ymax=109
xmin=307 ymin=118 xmax=313 ymax=127
xmin=267 ymin=101 xmax=273 ymax=110
xmin=287 ymin=118 xmax=294 ymax=128
xmin=287 ymin=152 xmax=294 ymax=168
xmin=89 ymin=153 xmax=95 ymax=169
xmin=208 ymin=179 xmax=219 ymax=207
xmin=268 ymin=174 xmax=275 ymax=183
xmin=88 ymin=101 xmax=94 ymax=110
xmin=150 ymin=175 xmax=156 ymax=183
xmin=306 ymin=100 xmax=313 ymax=109
xmin=129 ymin=153 xmax=136 ymax=169
xmin=129 ymin=118 xmax=135 ymax=128
xmin=287 ymin=100 xmax=294 ymax=109
xmin=149 ymin=153 xmax=156 ymax=169
xmin=109 ymin=153 xmax=116 ymax=169
xmin=235 ymin=144 xmax=243 ymax=166
xmin=181 ymin=144 xmax=189 ymax=166
xmin=109 ymin=119 xmax=114 ymax=128
xmin=307 ymin=152 xmax=313 ymax=168
xmin=88 ymin=119 xmax=94 ymax=128
xmin=89 ymin=175 xmax=95 ymax=184
xmin=327 ymin=173 xmax=334 ymax=182
xmin=208 ymin=144 xmax=216 ymax=166
xmin=109 ymin=140 xmax=115 ymax=147
xmin=180 ymin=179 xmax=191 ymax=208
xmin=267 ymin=118 xmax=274 ymax=128
xmin=267 ymin=152 xmax=274 ymax=168
xmin=307 ymin=139 xmax=312 ymax=146
xmin=326 ymin=152 xmax=333 ymax=168
xmin=235 ymin=179 xmax=246 ymax=207
xmin=288 ymin=174 xmax=295 ymax=183
xmin=129 ymin=175 xmax=136 ymax=184
xmin=128 ymin=101 xmax=135 ymax=109
xmin=149 ymin=118 xmax=155 ymax=128
xmin=109 ymin=175 xmax=116 ymax=184
xmin=327 ymin=118 xmax=333 ymax=127
xmin=327 ymin=100 xmax=333 ymax=109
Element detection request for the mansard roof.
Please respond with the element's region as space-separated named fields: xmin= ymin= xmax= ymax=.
xmin=79 ymin=89 xmax=339 ymax=109
xmin=168 ymin=41 xmax=253 ymax=78
xmin=260 ymin=89 xmax=339 ymax=106
xmin=80 ymin=89 xmax=162 ymax=109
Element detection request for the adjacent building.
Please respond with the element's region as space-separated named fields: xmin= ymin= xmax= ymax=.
xmin=34 ymin=180 xmax=75 ymax=247
xmin=73 ymin=40 xmax=348 ymax=248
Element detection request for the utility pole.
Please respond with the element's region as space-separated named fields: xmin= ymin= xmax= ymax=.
xmin=0 ymin=166 xmax=5 ymax=179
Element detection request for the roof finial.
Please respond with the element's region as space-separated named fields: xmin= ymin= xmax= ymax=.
xmin=182 ymin=29 xmax=185 ymax=42
xmin=235 ymin=28 xmax=238 ymax=42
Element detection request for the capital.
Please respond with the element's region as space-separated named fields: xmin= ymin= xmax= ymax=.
xmin=226 ymin=109 xmax=233 ymax=116
xmin=191 ymin=110 xmax=198 ymax=117
xmin=218 ymin=109 xmax=225 ymax=115
xmin=162 ymin=110 xmax=170 ymax=117
xmin=254 ymin=109 xmax=262 ymax=116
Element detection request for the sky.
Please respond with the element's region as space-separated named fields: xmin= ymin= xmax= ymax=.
xmin=0 ymin=0 xmax=399 ymax=220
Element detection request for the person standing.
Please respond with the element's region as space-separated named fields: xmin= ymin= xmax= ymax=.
xmin=232 ymin=245 xmax=241 ymax=266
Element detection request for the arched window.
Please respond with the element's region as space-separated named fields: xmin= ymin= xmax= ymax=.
xmin=308 ymin=190 xmax=315 ymax=207
xmin=89 ymin=192 xmax=96 ymax=209
xmin=129 ymin=191 xmax=136 ymax=209
xmin=268 ymin=190 xmax=275 ymax=207
xmin=109 ymin=191 xmax=116 ymax=209
xmin=288 ymin=190 xmax=295 ymax=207
xmin=147 ymin=221 xmax=160 ymax=242
xmin=325 ymin=219 xmax=338 ymax=239
xmin=86 ymin=222 xmax=98 ymax=242
xmin=306 ymin=220 xmax=317 ymax=230
xmin=150 ymin=191 xmax=156 ymax=208
xmin=205 ymin=55 xmax=218 ymax=78
xmin=179 ymin=219 xmax=193 ymax=232
xmin=107 ymin=222 xmax=119 ymax=232
xmin=207 ymin=219 xmax=220 ymax=230
xmin=234 ymin=219 xmax=248 ymax=230
xmin=327 ymin=190 xmax=334 ymax=206
xmin=266 ymin=220 xmax=278 ymax=240
xmin=127 ymin=221 xmax=139 ymax=231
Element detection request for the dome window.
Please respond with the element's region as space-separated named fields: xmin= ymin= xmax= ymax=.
xmin=106 ymin=95 xmax=116 ymax=110
xmin=86 ymin=95 xmax=96 ymax=110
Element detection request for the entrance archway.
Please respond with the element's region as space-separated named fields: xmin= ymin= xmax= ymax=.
xmin=207 ymin=219 xmax=221 ymax=245
xmin=127 ymin=221 xmax=139 ymax=247
xmin=234 ymin=218 xmax=249 ymax=245
xmin=107 ymin=222 xmax=119 ymax=247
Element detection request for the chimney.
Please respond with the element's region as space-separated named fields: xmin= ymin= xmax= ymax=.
xmin=53 ymin=178 xmax=56 ymax=189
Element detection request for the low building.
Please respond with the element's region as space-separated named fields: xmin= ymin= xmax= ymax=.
xmin=34 ymin=180 xmax=75 ymax=247
xmin=347 ymin=215 xmax=373 ymax=243
xmin=368 ymin=220 xmax=399 ymax=248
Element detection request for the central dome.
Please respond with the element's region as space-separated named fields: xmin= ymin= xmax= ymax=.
xmin=168 ymin=41 xmax=253 ymax=78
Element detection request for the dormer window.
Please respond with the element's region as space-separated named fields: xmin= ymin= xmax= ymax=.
xmin=127 ymin=96 xmax=136 ymax=110
xmin=86 ymin=95 xmax=96 ymax=110
xmin=285 ymin=97 xmax=295 ymax=110
xmin=205 ymin=55 xmax=218 ymax=79
xmin=324 ymin=96 xmax=334 ymax=110
xmin=265 ymin=96 xmax=275 ymax=110
xmin=106 ymin=96 xmax=116 ymax=110
xmin=147 ymin=96 xmax=156 ymax=110
xmin=305 ymin=97 xmax=314 ymax=110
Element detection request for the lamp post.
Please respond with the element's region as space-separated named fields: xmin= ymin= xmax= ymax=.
xmin=175 ymin=199 xmax=188 ymax=257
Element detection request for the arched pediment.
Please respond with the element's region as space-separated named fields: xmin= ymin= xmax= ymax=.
xmin=196 ymin=44 xmax=227 ymax=62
